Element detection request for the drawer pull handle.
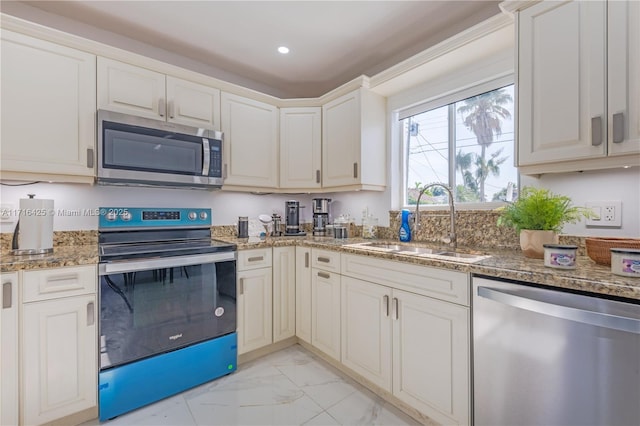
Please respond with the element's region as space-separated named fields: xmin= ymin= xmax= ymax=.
xmin=87 ymin=302 xmax=95 ymax=326
xmin=316 ymin=170 xmax=321 ymax=183
xmin=393 ymin=297 xmax=399 ymax=320
xmin=305 ymin=252 xmax=309 ymax=268
xmin=317 ymin=257 xmax=330 ymax=263
xmin=591 ymin=116 xmax=603 ymax=146
xmin=248 ymin=256 xmax=264 ymax=262
xmin=239 ymin=278 xmax=244 ymax=295
xmin=86 ymin=148 xmax=94 ymax=168
xmin=612 ymin=112 xmax=625 ymax=143
xmin=159 ymin=98 xmax=166 ymax=117
xmin=384 ymin=295 xmax=389 ymax=317
xmin=353 ymin=162 xmax=358 ymax=178
xmin=317 ymin=271 xmax=330 ymax=279
xmin=2 ymin=281 xmax=12 ymax=309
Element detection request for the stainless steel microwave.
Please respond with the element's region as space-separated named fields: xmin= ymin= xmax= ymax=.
xmin=97 ymin=110 xmax=224 ymax=190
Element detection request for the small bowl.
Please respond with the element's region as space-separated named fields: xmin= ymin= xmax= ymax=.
xmin=543 ymin=244 xmax=578 ymax=269
xmin=610 ymin=248 xmax=640 ymax=278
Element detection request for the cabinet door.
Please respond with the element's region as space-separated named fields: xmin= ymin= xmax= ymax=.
xmin=97 ymin=57 xmax=166 ymax=120
xmin=22 ymin=294 xmax=97 ymax=425
xmin=341 ymin=277 xmax=392 ymax=391
xmin=280 ymin=107 xmax=322 ymax=189
xmin=221 ymin=92 xmax=279 ymax=188
xmin=295 ymin=247 xmax=312 ymax=343
xmin=1 ymin=30 xmax=96 ymax=179
xmin=166 ymin=76 xmax=221 ymax=130
xmin=392 ymin=290 xmax=470 ymax=425
xmin=273 ymin=247 xmax=296 ymax=343
xmin=518 ymin=0 xmax=606 ymax=165
xmin=1 ymin=273 xmax=18 ymax=426
xmin=311 ymin=268 xmax=341 ymax=360
xmin=322 ymin=90 xmax=360 ymax=187
xmin=608 ymin=0 xmax=640 ymax=155
xmin=237 ymin=268 xmax=273 ymax=354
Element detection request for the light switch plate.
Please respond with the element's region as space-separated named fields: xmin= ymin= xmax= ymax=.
xmin=585 ymin=201 xmax=622 ymax=227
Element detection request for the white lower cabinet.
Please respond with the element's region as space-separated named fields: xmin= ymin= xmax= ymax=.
xmin=311 ymin=267 xmax=341 ymax=361
xmin=272 ymin=247 xmax=296 ymax=343
xmin=237 ymin=249 xmax=273 ymax=354
xmin=21 ymin=265 xmax=98 ymax=426
xmin=341 ymin=254 xmax=470 ymax=425
xmin=341 ymin=276 xmax=392 ymax=390
xmin=1 ymin=272 xmax=19 ymax=426
xmin=295 ymin=247 xmax=312 ymax=343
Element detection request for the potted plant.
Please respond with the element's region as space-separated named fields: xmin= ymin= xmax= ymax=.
xmin=497 ymin=187 xmax=591 ymax=258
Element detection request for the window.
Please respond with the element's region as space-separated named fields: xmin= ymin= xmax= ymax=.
xmin=402 ymin=84 xmax=517 ymax=206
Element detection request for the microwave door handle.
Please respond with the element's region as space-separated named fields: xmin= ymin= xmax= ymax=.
xmin=202 ymin=138 xmax=210 ymax=176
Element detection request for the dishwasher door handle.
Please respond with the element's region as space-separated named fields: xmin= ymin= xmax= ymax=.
xmin=477 ymin=286 xmax=640 ymax=334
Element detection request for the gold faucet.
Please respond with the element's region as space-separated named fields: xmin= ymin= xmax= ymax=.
xmin=414 ymin=183 xmax=456 ymax=249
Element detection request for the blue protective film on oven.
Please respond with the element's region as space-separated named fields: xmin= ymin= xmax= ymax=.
xmin=98 ymin=332 xmax=237 ymax=421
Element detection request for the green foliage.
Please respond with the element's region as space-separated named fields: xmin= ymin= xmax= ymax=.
xmin=497 ymin=187 xmax=591 ymax=233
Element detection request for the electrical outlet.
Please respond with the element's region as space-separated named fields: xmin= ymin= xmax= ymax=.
xmin=586 ymin=201 xmax=622 ymax=227
xmin=0 ymin=204 xmax=15 ymax=223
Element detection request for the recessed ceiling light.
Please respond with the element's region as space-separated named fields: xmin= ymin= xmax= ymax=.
xmin=277 ymin=46 xmax=290 ymax=54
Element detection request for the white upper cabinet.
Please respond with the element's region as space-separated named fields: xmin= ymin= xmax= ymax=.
xmin=322 ymin=88 xmax=386 ymax=190
xmin=280 ymin=107 xmax=322 ymax=190
xmin=97 ymin=57 xmax=220 ymax=130
xmin=607 ymin=0 xmax=640 ymax=156
xmin=517 ymin=0 xmax=640 ymax=174
xmin=221 ymin=92 xmax=279 ymax=189
xmin=0 ymin=30 xmax=96 ymax=182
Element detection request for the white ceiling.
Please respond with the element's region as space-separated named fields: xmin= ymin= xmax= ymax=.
xmin=5 ymin=1 xmax=501 ymax=98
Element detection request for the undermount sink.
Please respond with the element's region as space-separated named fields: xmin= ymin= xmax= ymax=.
xmin=346 ymin=242 xmax=489 ymax=262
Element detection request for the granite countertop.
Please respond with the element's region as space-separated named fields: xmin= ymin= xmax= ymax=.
xmin=0 ymin=245 xmax=99 ymax=272
xmin=218 ymin=235 xmax=640 ymax=301
xmin=1 ymin=236 xmax=638 ymax=301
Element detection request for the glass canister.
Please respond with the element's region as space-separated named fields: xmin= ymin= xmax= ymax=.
xmin=237 ymin=216 xmax=248 ymax=238
xmin=362 ymin=215 xmax=378 ymax=239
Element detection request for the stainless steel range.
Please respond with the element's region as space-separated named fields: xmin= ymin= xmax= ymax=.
xmin=97 ymin=207 xmax=237 ymax=420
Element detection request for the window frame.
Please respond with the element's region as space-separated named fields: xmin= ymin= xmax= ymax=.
xmin=399 ymin=76 xmax=518 ymax=210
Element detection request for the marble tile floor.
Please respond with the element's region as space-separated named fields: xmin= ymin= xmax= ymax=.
xmin=83 ymin=344 xmax=421 ymax=426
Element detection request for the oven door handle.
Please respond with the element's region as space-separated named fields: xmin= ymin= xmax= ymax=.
xmin=99 ymin=252 xmax=235 ymax=275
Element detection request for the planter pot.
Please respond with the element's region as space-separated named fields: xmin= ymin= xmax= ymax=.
xmin=520 ymin=230 xmax=559 ymax=259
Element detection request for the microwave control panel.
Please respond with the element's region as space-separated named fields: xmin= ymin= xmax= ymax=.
xmin=209 ymin=139 xmax=222 ymax=178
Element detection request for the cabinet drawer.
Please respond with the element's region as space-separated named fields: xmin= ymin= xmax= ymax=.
xmin=341 ymin=254 xmax=469 ymax=306
xmin=22 ymin=265 xmax=97 ymax=303
xmin=238 ymin=248 xmax=272 ymax=271
xmin=311 ymin=248 xmax=341 ymax=273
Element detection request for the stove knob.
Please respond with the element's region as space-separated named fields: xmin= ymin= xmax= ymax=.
xmin=188 ymin=211 xmax=197 ymax=220
xmin=106 ymin=211 xmax=117 ymax=221
xmin=199 ymin=211 xmax=208 ymax=220
xmin=121 ymin=211 xmax=132 ymax=221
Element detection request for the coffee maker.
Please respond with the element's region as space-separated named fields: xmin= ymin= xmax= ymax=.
xmin=284 ymin=200 xmax=306 ymax=236
xmin=312 ymin=198 xmax=332 ymax=236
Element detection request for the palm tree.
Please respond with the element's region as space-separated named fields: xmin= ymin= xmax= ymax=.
xmin=473 ymin=149 xmax=508 ymax=201
xmin=457 ymin=88 xmax=513 ymax=199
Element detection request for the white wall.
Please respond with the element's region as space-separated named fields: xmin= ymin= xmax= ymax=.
xmin=0 ymin=183 xmax=317 ymax=232
xmin=521 ymin=167 xmax=640 ymax=237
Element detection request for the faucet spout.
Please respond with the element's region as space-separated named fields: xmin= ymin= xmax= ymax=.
xmin=414 ymin=183 xmax=456 ymax=249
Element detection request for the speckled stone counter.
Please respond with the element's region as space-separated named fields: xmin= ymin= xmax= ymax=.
xmin=0 ymin=245 xmax=99 ymax=272
xmin=216 ymin=236 xmax=640 ymax=301
xmin=2 ymin=231 xmax=638 ymax=301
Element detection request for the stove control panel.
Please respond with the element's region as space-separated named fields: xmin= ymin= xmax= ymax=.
xmin=99 ymin=207 xmax=212 ymax=229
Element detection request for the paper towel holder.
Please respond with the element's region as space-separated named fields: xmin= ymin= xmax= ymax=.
xmin=11 ymin=194 xmax=54 ymax=256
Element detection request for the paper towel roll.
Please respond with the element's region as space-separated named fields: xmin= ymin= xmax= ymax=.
xmin=18 ymin=197 xmax=54 ymax=252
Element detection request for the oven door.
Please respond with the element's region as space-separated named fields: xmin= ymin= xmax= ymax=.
xmin=98 ymin=252 xmax=236 ymax=370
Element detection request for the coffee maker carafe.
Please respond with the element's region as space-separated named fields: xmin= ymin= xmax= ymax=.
xmin=285 ymin=200 xmax=306 ymax=236
xmin=312 ymin=198 xmax=332 ymax=236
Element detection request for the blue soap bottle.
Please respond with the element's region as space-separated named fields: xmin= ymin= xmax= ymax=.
xmin=399 ymin=209 xmax=412 ymax=242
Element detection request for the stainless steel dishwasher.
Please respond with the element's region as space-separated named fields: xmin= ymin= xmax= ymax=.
xmin=473 ymin=276 xmax=640 ymax=426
